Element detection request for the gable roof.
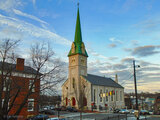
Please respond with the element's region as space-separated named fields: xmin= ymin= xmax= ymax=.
xmin=0 ymin=62 xmax=42 ymax=75
xmin=83 ymin=74 xmax=124 ymax=88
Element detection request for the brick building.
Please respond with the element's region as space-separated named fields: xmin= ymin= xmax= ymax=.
xmin=0 ymin=58 xmax=41 ymax=119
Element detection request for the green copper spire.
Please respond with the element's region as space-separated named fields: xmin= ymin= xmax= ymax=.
xmin=74 ymin=7 xmax=82 ymax=45
xmin=68 ymin=6 xmax=88 ymax=57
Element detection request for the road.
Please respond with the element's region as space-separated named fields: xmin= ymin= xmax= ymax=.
xmin=55 ymin=111 xmax=160 ymax=120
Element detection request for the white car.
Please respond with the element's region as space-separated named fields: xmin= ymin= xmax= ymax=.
xmin=119 ymin=109 xmax=130 ymax=114
xmin=47 ymin=117 xmax=68 ymax=120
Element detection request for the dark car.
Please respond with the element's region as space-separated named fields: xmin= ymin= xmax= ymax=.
xmin=140 ymin=110 xmax=149 ymax=115
xmin=113 ymin=109 xmax=120 ymax=113
xmin=39 ymin=110 xmax=55 ymax=115
xmin=61 ymin=106 xmax=67 ymax=111
xmin=28 ymin=115 xmax=49 ymax=120
xmin=66 ymin=106 xmax=78 ymax=112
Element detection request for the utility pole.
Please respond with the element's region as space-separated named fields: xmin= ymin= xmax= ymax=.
xmin=133 ymin=60 xmax=139 ymax=120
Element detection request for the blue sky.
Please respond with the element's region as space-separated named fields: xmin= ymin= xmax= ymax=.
xmin=0 ymin=0 xmax=160 ymax=93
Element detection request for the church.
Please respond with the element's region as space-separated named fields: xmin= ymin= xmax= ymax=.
xmin=61 ymin=7 xmax=125 ymax=111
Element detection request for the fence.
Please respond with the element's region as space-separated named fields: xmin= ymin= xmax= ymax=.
xmin=101 ymin=114 xmax=127 ymax=120
xmin=101 ymin=114 xmax=150 ymax=120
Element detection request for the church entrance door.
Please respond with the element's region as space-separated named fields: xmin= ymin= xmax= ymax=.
xmin=72 ymin=97 xmax=76 ymax=106
xmin=66 ymin=97 xmax=68 ymax=106
xmin=83 ymin=97 xmax=87 ymax=106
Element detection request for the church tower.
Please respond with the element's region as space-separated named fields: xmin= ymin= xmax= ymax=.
xmin=67 ymin=6 xmax=88 ymax=107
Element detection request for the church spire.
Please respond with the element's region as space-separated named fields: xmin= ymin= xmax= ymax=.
xmin=74 ymin=5 xmax=82 ymax=45
xmin=68 ymin=5 xmax=88 ymax=57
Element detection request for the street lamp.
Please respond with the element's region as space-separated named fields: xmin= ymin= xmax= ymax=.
xmin=133 ymin=60 xmax=140 ymax=120
xmin=141 ymin=96 xmax=144 ymax=110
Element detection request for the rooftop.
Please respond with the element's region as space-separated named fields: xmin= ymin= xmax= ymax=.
xmin=83 ymin=74 xmax=123 ymax=88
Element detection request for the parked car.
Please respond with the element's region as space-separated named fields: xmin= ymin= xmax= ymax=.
xmin=39 ymin=110 xmax=55 ymax=115
xmin=50 ymin=105 xmax=55 ymax=110
xmin=119 ymin=109 xmax=130 ymax=114
xmin=113 ymin=109 xmax=120 ymax=113
xmin=140 ymin=110 xmax=149 ymax=115
xmin=130 ymin=109 xmax=135 ymax=114
xmin=27 ymin=115 xmax=49 ymax=120
xmin=61 ymin=106 xmax=67 ymax=111
xmin=66 ymin=106 xmax=78 ymax=112
xmin=54 ymin=107 xmax=62 ymax=111
xmin=47 ymin=117 xmax=68 ymax=120
xmin=148 ymin=110 xmax=154 ymax=115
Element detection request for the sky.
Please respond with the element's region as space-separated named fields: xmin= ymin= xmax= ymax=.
xmin=0 ymin=0 xmax=160 ymax=93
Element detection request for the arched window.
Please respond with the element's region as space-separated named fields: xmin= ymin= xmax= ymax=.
xmin=72 ymin=78 xmax=75 ymax=88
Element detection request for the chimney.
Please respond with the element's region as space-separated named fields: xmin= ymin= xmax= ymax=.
xmin=16 ymin=58 xmax=25 ymax=71
xmin=115 ymin=74 xmax=118 ymax=83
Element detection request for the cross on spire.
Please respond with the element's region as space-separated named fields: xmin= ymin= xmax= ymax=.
xmin=77 ymin=2 xmax=79 ymax=7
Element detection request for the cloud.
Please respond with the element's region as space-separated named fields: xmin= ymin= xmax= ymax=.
xmin=0 ymin=0 xmax=22 ymax=13
xmin=32 ymin=0 xmax=36 ymax=5
xmin=87 ymin=48 xmax=110 ymax=60
xmin=0 ymin=14 xmax=71 ymax=46
xmin=123 ymin=48 xmax=132 ymax=52
xmin=13 ymin=9 xmax=48 ymax=25
xmin=109 ymin=37 xmax=123 ymax=44
xmin=121 ymin=57 xmax=135 ymax=64
xmin=108 ymin=43 xmax=117 ymax=48
xmin=87 ymin=55 xmax=160 ymax=93
xmin=132 ymin=45 xmax=160 ymax=57
xmin=131 ymin=40 xmax=139 ymax=46
xmin=112 ymin=64 xmax=127 ymax=70
xmin=135 ymin=19 xmax=160 ymax=34
xmin=108 ymin=37 xmax=123 ymax=48
xmin=108 ymin=56 xmax=118 ymax=61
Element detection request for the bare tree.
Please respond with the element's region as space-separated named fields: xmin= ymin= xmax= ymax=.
xmin=0 ymin=39 xmax=65 ymax=120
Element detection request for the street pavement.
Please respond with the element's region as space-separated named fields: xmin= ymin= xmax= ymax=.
xmin=55 ymin=111 xmax=160 ymax=120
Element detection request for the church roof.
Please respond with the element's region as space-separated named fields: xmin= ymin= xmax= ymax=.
xmin=83 ymin=74 xmax=124 ymax=88
xmin=68 ymin=7 xmax=88 ymax=57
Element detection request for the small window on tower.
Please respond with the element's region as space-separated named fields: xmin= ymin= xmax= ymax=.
xmin=71 ymin=43 xmax=75 ymax=53
xmin=71 ymin=58 xmax=75 ymax=63
xmin=81 ymin=43 xmax=85 ymax=54
xmin=81 ymin=58 xmax=85 ymax=65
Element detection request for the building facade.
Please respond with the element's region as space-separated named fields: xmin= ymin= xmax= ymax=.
xmin=0 ymin=58 xmax=40 ymax=119
xmin=61 ymin=7 xmax=125 ymax=111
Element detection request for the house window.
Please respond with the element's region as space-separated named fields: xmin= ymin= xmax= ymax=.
xmin=29 ymin=80 xmax=35 ymax=92
xmin=2 ymin=99 xmax=4 ymax=108
xmin=93 ymin=89 xmax=96 ymax=102
xmin=100 ymin=89 xmax=102 ymax=102
xmin=72 ymin=78 xmax=75 ymax=88
xmin=120 ymin=91 xmax=122 ymax=101
xmin=28 ymin=99 xmax=34 ymax=111
xmin=116 ymin=91 xmax=118 ymax=101
xmin=106 ymin=89 xmax=108 ymax=102
xmin=3 ymin=77 xmax=10 ymax=91
xmin=2 ymin=99 xmax=10 ymax=110
xmin=111 ymin=94 xmax=113 ymax=101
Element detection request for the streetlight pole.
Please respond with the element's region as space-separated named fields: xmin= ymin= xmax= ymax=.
xmin=133 ymin=60 xmax=139 ymax=120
